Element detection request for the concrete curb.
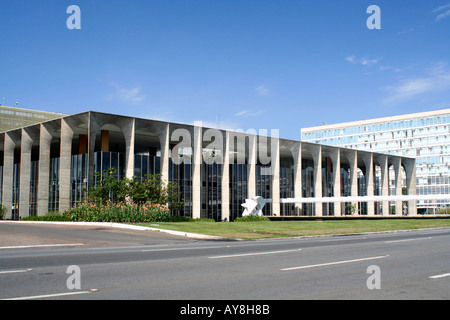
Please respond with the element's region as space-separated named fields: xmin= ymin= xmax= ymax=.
xmin=0 ymin=220 xmax=233 ymax=240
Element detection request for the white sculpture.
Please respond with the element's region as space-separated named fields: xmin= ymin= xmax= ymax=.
xmin=241 ymin=196 xmax=266 ymax=216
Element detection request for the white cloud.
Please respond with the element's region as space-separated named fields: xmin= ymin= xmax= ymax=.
xmin=346 ymin=56 xmax=356 ymax=63
xmin=436 ymin=10 xmax=450 ymax=21
xmin=107 ymin=82 xmax=146 ymax=103
xmin=255 ymin=85 xmax=270 ymax=96
xmin=397 ymin=28 xmax=414 ymax=35
xmin=193 ymin=120 xmax=238 ymax=131
xmin=346 ymin=55 xmax=380 ymax=66
xmin=383 ymin=63 xmax=450 ymax=103
xmin=235 ymin=110 xmax=249 ymax=116
xmin=433 ymin=3 xmax=450 ymax=21
xmin=361 ymin=58 xmax=380 ymax=66
xmin=234 ymin=109 xmax=265 ymax=117
xmin=433 ymin=3 xmax=450 ymax=12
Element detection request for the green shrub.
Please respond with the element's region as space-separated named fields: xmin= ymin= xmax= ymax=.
xmin=234 ymin=215 xmax=270 ymax=222
xmin=63 ymin=201 xmax=172 ymax=223
xmin=0 ymin=204 xmax=6 ymax=220
xmin=22 ymin=211 xmax=72 ymax=222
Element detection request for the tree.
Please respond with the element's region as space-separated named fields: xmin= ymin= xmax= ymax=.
xmin=87 ymin=169 xmax=183 ymax=210
xmin=88 ymin=169 xmax=122 ymax=204
xmin=346 ymin=203 xmax=358 ymax=215
xmin=122 ymin=174 xmax=183 ymax=210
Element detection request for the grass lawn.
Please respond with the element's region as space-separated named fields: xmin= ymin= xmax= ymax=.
xmin=141 ymin=219 xmax=450 ymax=239
xmin=140 ymin=218 xmax=450 ymax=240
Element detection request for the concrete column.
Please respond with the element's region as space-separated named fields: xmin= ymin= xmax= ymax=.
xmin=393 ymin=157 xmax=403 ymax=216
xmin=291 ymin=142 xmax=302 ymax=215
xmin=247 ymin=134 xmax=257 ymax=199
xmin=271 ymin=137 xmax=280 ymax=216
xmin=192 ymin=122 xmax=203 ymax=219
xmin=404 ymin=159 xmax=417 ymax=216
xmin=380 ymin=155 xmax=389 ymax=216
xmin=221 ymin=131 xmax=230 ymax=221
xmin=38 ymin=123 xmax=53 ymax=216
xmin=2 ymin=133 xmax=15 ymax=220
xmin=121 ymin=118 xmax=135 ymax=179
xmin=87 ymin=113 xmax=100 ymax=194
xmin=362 ymin=153 xmax=374 ymax=216
xmin=19 ymin=128 xmax=33 ymax=218
xmin=159 ymin=123 xmax=170 ymax=185
xmin=312 ymin=144 xmax=322 ymax=217
xmin=59 ymin=119 xmax=74 ymax=213
xmin=331 ymin=149 xmax=341 ymax=216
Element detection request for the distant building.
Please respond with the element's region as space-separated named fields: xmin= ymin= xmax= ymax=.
xmin=0 ymin=105 xmax=66 ymax=132
xmin=301 ymin=109 xmax=450 ymax=213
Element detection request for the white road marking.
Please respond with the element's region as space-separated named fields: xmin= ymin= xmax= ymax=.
xmin=384 ymin=237 xmax=432 ymax=244
xmin=209 ymin=248 xmax=302 ymax=259
xmin=141 ymin=245 xmax=229 ymax=252
xmin=0 ymin=243 xmax=84 ymax=250
xmin=2 ymin=290 xmax=94 ymax=300
xmin=281 ymin=255 xmax=390 ymax=271
xmin=429 ymin=273 xmax=450 ymax=279
xmin=0 ymin=269 xmax=32 ymax=275
xmin=315 ymin=237 xmax=367 ymax=242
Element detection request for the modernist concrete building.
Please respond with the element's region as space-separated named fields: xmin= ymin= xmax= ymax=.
xmin=0 ymin=111 xmax=416 ymax=221
xmin=301 ymin=109 xmax=450 ymax=213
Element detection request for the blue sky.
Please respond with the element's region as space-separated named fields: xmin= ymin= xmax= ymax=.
xmin=1 ymin=0 xmax=450 ymax=140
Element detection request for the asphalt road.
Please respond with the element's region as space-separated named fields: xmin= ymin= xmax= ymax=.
xmin=1 ymin=222 xmax=449 ymax=303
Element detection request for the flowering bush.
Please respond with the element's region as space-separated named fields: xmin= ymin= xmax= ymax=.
xmin=63 ymin=201 xmax=172 ymax=223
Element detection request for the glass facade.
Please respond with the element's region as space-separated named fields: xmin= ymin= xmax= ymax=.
xmin=71 ymin=154 xmax=88 ymax=208
xmin=12 ymin=162 xmax=20 ymax=220
xmin=94 ymin=151 xmax=126 ymax=183
xmin=169 ymin=157 xmax=192 ymax=218
xmin=280 ymin=162 xmax=295 ymax=216
xmin=48 ymin=157 xmax=60 ymax=213
xmin=256 ymin=164 xmax=272 ymax=216
xmin=229 ymin=164 xmax=248 ymax=221
xmin=301 ymin=110 xmax=450 ymax=212
xmin=202 ymin=163 xmax=222 ymax=221
xmin=29 ymin=161 xmax=39 ymax=216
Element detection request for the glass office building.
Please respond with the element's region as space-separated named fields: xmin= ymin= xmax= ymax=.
xmin=301 ymin=109 xmax=450 ymax=213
